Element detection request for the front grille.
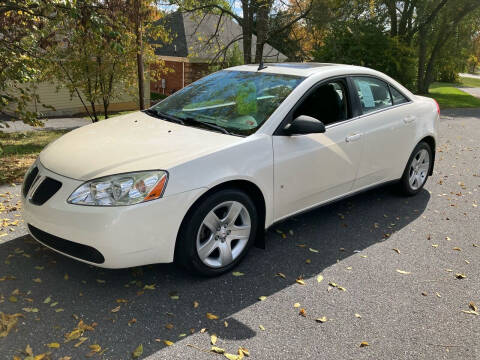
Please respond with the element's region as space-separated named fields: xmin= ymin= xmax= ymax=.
xmin=28 ymin=224 xmax=105 ymax=264
xmin=31 ymin=177 xmax=62 ymax=205
xmin=22 ymin=166 xmax=39 ymax=197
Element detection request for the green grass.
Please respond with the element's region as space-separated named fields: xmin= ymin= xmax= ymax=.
xmin=428 ymin=82 xmax=480 ymax=109
xmin=458 ymin=76 xmax=480 ymax=88
xmin=0 ymin=130 xmax=68 ymax=184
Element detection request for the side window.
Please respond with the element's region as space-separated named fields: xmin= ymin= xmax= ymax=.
xmin=390 ymin=86 xmax=409 ymax=105
xmin=293 ymin=79 xmax=350 ymax=126
xmin=352 ymin=77 xmax=393 ymax=114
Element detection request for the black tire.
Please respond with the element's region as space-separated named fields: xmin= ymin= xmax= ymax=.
xmin=399 ymin=141 xmax=432 ymax=196
xmin=175 ymin=188 xmax=258 ymax=277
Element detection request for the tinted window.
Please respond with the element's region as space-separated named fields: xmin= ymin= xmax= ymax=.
xmin=293 ymin=80 xmax=350 ymax=126
xmin=390 ymin=86 xmax=409 ymax=105
xmin=152 ymin=70 xmax=304 ymax=136
xmin=352 ymin=77 xmax=393 ymax=114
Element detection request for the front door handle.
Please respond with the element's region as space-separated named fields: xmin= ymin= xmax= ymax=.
xmin=345 ymin=133 xmax=362 ymax=142
xmin=403 ymin=115 xmax=416 ymax=124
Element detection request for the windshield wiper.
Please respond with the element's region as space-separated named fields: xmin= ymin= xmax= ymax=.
xmin=181 ymin=116 xmax=231 ymax=135
xmin=143 ymin=109 xmax=185 ymax=125
xmin=144 ymin=109 xmax=232 ymax=135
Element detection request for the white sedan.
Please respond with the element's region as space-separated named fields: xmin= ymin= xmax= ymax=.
xmin=23 ymin=63 xmax=439 ymax=276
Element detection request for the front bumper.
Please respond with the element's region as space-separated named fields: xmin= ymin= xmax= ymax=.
xmin=22 ymin=162 xmax=205 ymax=268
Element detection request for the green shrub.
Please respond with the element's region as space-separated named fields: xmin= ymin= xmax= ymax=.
xmin=313 ymin=20 xmax=417 ymax=90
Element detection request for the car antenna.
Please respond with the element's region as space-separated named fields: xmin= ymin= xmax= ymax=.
xmin=257 ymin=56 xmax=268 ymax=71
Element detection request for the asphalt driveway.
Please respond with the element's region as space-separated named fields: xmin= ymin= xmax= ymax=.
xmin=0 ymin=109 xmax=479 ymax=360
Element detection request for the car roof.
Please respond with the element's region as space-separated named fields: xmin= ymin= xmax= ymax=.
xmin=226 ymin=62 xmax=382 ymax=78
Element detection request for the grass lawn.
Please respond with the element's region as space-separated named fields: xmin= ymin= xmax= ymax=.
xmin=0 ymin=130 xmax=68 ymax=185
xmin=428 ymin=78 xmax=480 ymax=109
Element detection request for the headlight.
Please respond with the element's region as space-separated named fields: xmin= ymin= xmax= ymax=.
xmin=67 ymin=171 xmax=168 ymax=206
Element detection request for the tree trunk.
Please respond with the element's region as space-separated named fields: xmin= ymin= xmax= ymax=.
xmin=254 ymin=0 xmax=272 ymax=63
xmin=90 ymin=101 xmax=99 ymax=122
xmin=417 ymin=27 xmax=428 ymax=94
xmin=103 ymin=99 xmax=109 ymax=120
xmin=134 ymin=0 xmax=145 ymax=110
xmin=241 ymin=0 xmax=253 ymax=64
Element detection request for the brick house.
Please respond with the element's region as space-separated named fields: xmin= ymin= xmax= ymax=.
xmin=151 ymin=12 xmax=287 ymax=96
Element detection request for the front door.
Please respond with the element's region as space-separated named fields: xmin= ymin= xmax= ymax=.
xmin=273 ymin=78 xmax=364 ymax=221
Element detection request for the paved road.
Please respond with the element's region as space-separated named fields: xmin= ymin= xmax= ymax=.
xmin=460 ymin=73 xmax=480 ymax=80
xmin=1 ymin=117 xmax=91 ymax=133
xmin=1 ymin=110 xmax=479 ymax=360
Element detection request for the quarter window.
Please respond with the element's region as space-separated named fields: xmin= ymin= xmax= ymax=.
xmin=352 ymin=77 xmax=393 ymax=114
xmin=390 ymin=86 xmax=409 ymax=105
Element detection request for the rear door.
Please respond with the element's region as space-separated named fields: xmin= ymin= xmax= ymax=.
xmin=349 ymin=76 xmax=417 ymax=190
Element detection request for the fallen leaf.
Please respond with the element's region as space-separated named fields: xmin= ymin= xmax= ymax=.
xmin=224 ymin=353 xmax=243 ymax=360
xmin=0 ymin=312 xmax=24 ymax=338
xmin=315 ymin=316 xmax=327 ymax=323
xmin=461 ymin=310 xmax=479 ymax=316
xmin=453 ymin=247 xmax=462 ymax=251
xmin=25 ymin=344 xmax=33 ymax=356
xmin=258 ymin=296 xmax=267 ymax=301
xmin=469 ymin=302 xmax=478 ymax=312
xmin=316 ymin=275 xmax=324 ymax=283
xmin=132 ymin=344 xmax=143 ymax=358
xmin=32 ymin=278 xmax=42 ymax=283
xmin=143 ymin=284 xmax=155 ymax=290
xmin=275 ymin=272 xmax=286 ymax=279
xmin=296 ymin=278 xmax=305 ymax=285
xmin=259 ymin=324 xmax=265 ymax=331
xmin=305 ymin=259 xmax=311 ymax=264
xmin=193 ymin=301 xmax=199 ymax=308
xmin=116 ymin=299 xmax=128 ymax=303
xmin=96 ymin=279 xmax=105 ymax=284
xmin=238 ymin=347 xmax=250 ymax=357
xmin=165 ymin=323 xmax=173 ymax=329
xmin=43 ymin=296 xmax=51 ymax=304
xmin=392 ymin=248 xmax=400 ymax=254
xmin=455 ymin=273 xmax=466 ymax=279
xmin=354 ymin=313 xmax=362 ymax=318
xmin=88 ymin=344 xmax=101 ymax=353
xmin=232 ymin=271 xmax=244 ymax=276
xmin=128 ymin=318 xmax=137 ymax=326
xmin=396 ymin=270 xmax=411 ymax=275
xmin=22 ymin=307 xmax=39 ymax=313
xmin=206 ymin=313 xmax=219 ymax=320
xmin=111 ymin=306 xmax=120 ymax=313
xmin=360 ymin=341 xmax=369 ymax=347
xmin=74 ymin=337 xmax=88 ymax=347
xmin=299 ymin=308 xmax=306 ymax=317
xmin=163 ymin=340 xmax=174 ymax=346
xmin=309 ymin=248 xmax=319 ymax=253
xmin=293 ymin=303 xmax=300 ymax=308
xmin=211 ymin=334 xmax=218 ymax=345
xmin=211 ymin=346 xmax=225 ymax=354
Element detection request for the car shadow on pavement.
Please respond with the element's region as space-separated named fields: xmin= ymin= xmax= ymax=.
xmin=0 ymin=185 xmax=430 ymax=359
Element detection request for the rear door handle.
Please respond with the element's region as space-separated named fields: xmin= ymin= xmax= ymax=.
xmin=345 ymin=133 xmax=362 ymax=142
xmin=403 ymin=115 xmax=416 ymax=124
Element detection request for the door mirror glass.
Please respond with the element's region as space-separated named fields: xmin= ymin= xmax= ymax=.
xmin=284 ymin=115 xmax=326 ymax=135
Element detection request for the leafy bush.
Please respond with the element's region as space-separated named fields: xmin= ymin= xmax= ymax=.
xmin=313 ymin=20 xmax=417 ymax=90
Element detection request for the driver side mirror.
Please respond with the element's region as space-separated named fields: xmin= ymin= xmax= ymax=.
xmin=283 ymin=115 xmax=326 ymax=135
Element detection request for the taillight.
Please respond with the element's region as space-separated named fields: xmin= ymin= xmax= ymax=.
xmin=433 ymin=99 xmax=440 ymax=115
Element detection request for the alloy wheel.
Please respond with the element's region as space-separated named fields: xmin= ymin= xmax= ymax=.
xmin=408 ymin=148 xmax=430 ymax=191
xmin=196 ymin=201 xmax=251 ymax=268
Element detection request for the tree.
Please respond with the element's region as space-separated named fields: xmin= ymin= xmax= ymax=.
xmin=126 ymin=0 xmax=170 ymax=110
xmin=0 ymin=0 xmax=63 ymax=126
xmin=44 ymin=0 xmax=138 ymax=121
xmin=314 ymin=19 xmax=417 ymax=89
xmin=169 ymin=0 xmax=312 ymax=64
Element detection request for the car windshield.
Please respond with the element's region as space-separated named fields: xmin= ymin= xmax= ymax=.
xmin=150 ymin=70 xmax=304 ymax=136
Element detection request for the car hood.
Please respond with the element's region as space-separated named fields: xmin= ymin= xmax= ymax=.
xmin=40 ymin=112 xmax=243 ymax=180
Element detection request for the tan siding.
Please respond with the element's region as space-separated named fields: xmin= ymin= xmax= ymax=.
xmin=6 ymin=76 xmax=150 ymax=117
